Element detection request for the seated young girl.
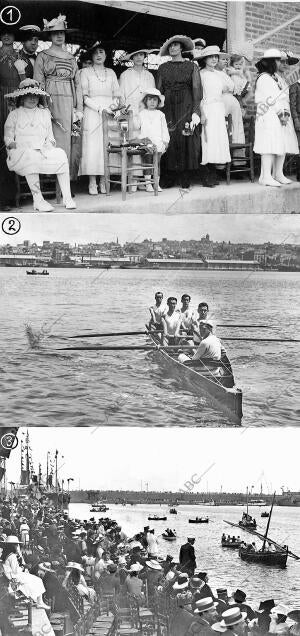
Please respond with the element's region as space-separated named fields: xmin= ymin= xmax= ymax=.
xmin=4 ymin=79 xmax=76 ymax=211
xmin=138 ymin=88 xmax=169 ymax=192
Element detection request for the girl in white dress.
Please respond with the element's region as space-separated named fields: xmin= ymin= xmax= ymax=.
xmin=80 ymin=42 xmax=121 ymax=195
xmin=195 ymin=46 xmax=231 ymax=186
xmin=139 ymin=88 xmax=169 ymax=191
xmin=119 ymin=49 xmax=156 ymax=191
xmin=1 ymin=536 xmax=49 ymax=609
xmin=4 ymin=79 xmax=76 ymax=211
xmin=254 ymin=48 xmax=297 ymax=186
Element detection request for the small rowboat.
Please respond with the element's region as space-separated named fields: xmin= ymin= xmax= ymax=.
xmin=261 ymin=511 xmax=270 ymax=518
xmin=169 ymin=508 xmax=177 ymax=514
xmin=146 ymin=327 xmax=242 ymax=425
xmin=148 ymin=515 xmax=167 ymax=521
xmin=188 ymin=517 xmax=209 ymax=524
xmin=162 ymin=532 xmax=177 ymax=541
xmin=26 ymin=269 xmax=49 ymax=275
xmin=221 ymin=539 xmax=241 ymax=549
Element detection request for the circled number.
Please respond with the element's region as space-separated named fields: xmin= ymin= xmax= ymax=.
xmin=1 ymin=216 xmax=21 ymax=235
xmin=0 ymin=5 xmax=21 ymax=25
xmin=0 ymin=433 xmax=18 ymax=450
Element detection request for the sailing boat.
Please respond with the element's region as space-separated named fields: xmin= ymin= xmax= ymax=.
xmin=239 ymin=487 xmax=257 ymax=529
xmin=239 ymin=493 xmax=288 ymax=567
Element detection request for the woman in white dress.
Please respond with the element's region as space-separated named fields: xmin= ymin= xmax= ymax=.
xmin=254 ymin=48 xmax=297 ymax=186
xmin=119 ymin=48 xmax=156 ymax=191
xmin=1 ymin=535 xmax=49 ymax=609
xmin=4 ymin=79 xmax=76 ymax=211
xmin=195 ymin=46 xmax=231 ymax=187
xmin=80 ymin=41 xmax=121 ymax=195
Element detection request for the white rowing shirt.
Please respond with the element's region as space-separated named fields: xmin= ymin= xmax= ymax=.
xmin=180 ymin=308 xmax=196 ymax=331
xmin=163 ymin=311 xmax=182 ymax=336
xmin=150 ymin=304 xmax=166 ymax=324
xmin=192 ymin=333 xmax=222 ymax=360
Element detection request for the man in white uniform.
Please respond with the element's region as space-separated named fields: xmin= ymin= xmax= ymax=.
xmin=161 ymin=297 xmax=182 ymax=345
xmin=148 ymin=291 xmax=166 ymax=330
xmin=178 ymin=322 xmax=222 ymax=372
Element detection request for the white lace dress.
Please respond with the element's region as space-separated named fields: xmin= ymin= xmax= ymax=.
xmin=200 ymin=68 xmax=231 ymax=164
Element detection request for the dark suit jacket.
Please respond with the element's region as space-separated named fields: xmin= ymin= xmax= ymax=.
xmin=179 ymin=543 xmax=196 ymax=570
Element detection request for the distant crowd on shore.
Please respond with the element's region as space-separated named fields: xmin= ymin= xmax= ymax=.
xmin=1 ymin=13 xmax=300 ymax=210
xmin=1 ymin=494 xmax=300 ymax=636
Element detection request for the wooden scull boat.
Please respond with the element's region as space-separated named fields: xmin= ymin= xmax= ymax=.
xmin=189 ymin=517 xmax=209 ymax=524
xmin=146 ymin=326 xmax=243 ymax=425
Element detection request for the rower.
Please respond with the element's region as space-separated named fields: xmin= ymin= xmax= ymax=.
xmin=178 ymin=321 xmax=223 ymax=374
xmin=148 ymin=291 xmax=166 ymax=331
xmin=179 ymin=294 xmax=195 ymax=337
xmin=192 ymin=302 xmax=210 ymax=344
xmin=161 ymin=297 xmax=182 ymax=345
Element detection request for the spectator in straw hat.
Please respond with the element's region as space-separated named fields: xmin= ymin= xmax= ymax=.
xmin=212 ymin=607 xmax=247 ymax=635
xmin=156 ymin=35 xmax=202 ymax=190
xmin=254 ymin=48 xmax=296 ymax=187
xmin=34 ymin=14 xmax=83 ymax=178
xmin=4 ymin=79 xmax=76 ymax=211
xmin=1 ymin=536 xmax=50 ymax=609
xmin=18 ymin=25 xmax=41 ymax=79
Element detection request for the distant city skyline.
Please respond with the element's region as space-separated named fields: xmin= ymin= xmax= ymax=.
xmin=0 ymin=213 xmax=299 ymax=246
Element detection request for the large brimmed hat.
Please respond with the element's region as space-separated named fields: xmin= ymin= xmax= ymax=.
xmin=146 ymin=560 xmax=162 ymax=571
xmin=159 ymin=35 xmax=194 ymax=57
xmin=40 ymin=14 xmax=78 ymax=38
xmin=194 ymin=597 xmax=218 ymax=614
xmin=129 ymin=563 xmax=143 ymax=573
xmin=18 ymin=25 xmax=41 ymax=40
xmin=190 ymin=576 xmax=205 ymax=589
xmin=259 ymin=599 xmax=275 ymax=611
xmin=5 ymin=78 xmax=49 ymax=100
xmin=271 ymin=604 xmax=289 ymax=617
xmin=173 ymin=573 xmax=189 ymax=590
xmin=233 ymin=589 xmax=246 ymax=603
xmin=193 ymin=38 xmax=206 ymax=48
xmin=212 ymin=608 xmax=247 ymax=632
xmin=38 ymin=562 xmax=54 ymax=573
xmin=66 ymin=561 xmax=85 ymax=572
xmin=260 ymin=48 xmax=282 ymax=59
xmin=194 ymin=45 xmax=221 ymax=60
xmin=141 ymin=87 xmax=165 ymax=108
xmin=3 ymin=535 xmax=22 ymax=544
xmin=122 ymin=48 xmax=159 ymax=62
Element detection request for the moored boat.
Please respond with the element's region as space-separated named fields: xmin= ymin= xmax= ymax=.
xmin=146 ymin=327 xmax=243 ymax=425
xmin=188 ymin=517 xmax=209 ymax=524
xmin=90 ymin=504 xmax=109 ymax=512
xmin=148 ymin=515 xmax=167 ymax=521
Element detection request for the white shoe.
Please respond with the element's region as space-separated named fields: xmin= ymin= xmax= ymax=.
xmin=130 ymin=184 xmax=137 ymax=193
xmin=258 ymin=177 xmax=281 ymax=187
xmin=33 ymin=196 xmax=54 ymax=212
xmin=158 ymin=185 xmax=163 ymax=192
xmin=146 ymin=183 xmax=154 ymax=192
xmin=64 ymin=198 xmax=77 ymax=209
xmin=274 ymin=175 xmax=293 ymax=185
xmin=36 ymin=602 xmax=51 ymax=610
xmin=99 ymin=182 xmax=106 ymax=194
xmin=89 ymin=185 xmax=98 ymax=195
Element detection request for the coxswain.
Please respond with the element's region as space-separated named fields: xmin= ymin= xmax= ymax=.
xmin=148 ymin=291 xmax=166 ymax=331
xmin=178 ymin=321 xmax=223 ymax=375
xmin=161 ymin=297 xmax=182 ymax=345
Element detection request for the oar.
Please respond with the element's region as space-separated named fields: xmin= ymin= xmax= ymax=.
xmin=68 ymin=330 xmax=157 ymax=339
xmin=217 ymin=324 xmax=271 ymax=328
xmin=56 ymin=344 xmax=195 ymax=352
xmin=221 ymin=337 xmax=300 ymax=343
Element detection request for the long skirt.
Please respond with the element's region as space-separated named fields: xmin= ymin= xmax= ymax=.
xmin=12 ymin=571 xmax=45 ymax=602
xmin=201 ymin=101 xmax=231 ymax=165
xmin=254 ymin=109 xmax=299 ymax=155
xmin=7 ymin=147 xmax=69 ymax=176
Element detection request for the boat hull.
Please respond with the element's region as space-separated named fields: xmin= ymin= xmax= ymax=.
xmin=189 ymin=519 xmax=209 ymax=524
xmin=146 ymin=329 xmax=242 ymax=425
xmin=221 ymin=541 xmax=241 ymax=549
xmin=148 ymin=516 xmax=167 ymax=521
xmin=239 ymin=548 xmax=288 ymax=567
xmin=162 ymin=535 xmax=176 ymax=541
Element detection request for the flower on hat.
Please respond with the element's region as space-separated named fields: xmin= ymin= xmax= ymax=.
xmin=43 ymin=14 xmax=67 ymax=30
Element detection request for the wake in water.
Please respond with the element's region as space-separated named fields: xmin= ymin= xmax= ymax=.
xmin=25 ymin=323 xmax=50 ymax=349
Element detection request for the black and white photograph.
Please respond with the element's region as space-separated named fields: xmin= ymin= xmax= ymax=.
xmin=0 ymin=212 xmax=299 ymax=427
xmin=0 ymin=426 xmax=300 ymax=636
xmin=1 ymin=0 xmax=300 ymax=214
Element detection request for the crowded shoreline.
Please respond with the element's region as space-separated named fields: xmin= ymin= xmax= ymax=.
xmin=1 ymin=492 xmax=300 ymax=636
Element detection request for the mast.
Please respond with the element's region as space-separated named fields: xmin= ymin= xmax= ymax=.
xmin=262 ymin=492 xmax=276 ymax=552
xmin=246 ymin=486 xmax=249 ymax=516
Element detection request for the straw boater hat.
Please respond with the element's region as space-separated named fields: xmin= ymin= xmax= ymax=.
xmin=4 ymin=535 xmax=23 ymax=544
xmin=159 ymin=35 xmax=194 ymax=57
xmin=129 ymin=563 xmax=143 ymax=573
xmin=257 ymin=48 xmax=282 ymax=62
xmin=146 ymin=560 xmax=162 ymax=571
xmin=38 ymin=562 xmax=54 ymax=573
xmin=40 ymin=14 xmax=78 ymax=39
xmin=212 ymin=607 xmax=247 ymax=632
xmin=194 ymin=597 xmax=218 ymax=614
xmin=173 ymin=573 xmax=189 ymax=590
xmin=141 ymin=87 xmax=165 ymax=108
xmin=66 ymin=561 xmax=85 ymax=572
xmin=18 ymin=25 xmax=41 ymax=40
xmin=122 ymin=48 xmax=159 ymax=62
xmin=193 ymin=45 xmax=221 ymax=60
xmin=5 ymin=78 xmax=49 ymax=101
xmin=193 ymin=38 xmax=206 ymax=48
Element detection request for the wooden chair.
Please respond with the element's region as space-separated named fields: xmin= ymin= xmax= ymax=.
xmin=102 ymin=110 xmax=159 ymax=200
xmin=225 ymin=114 xmax=255 ymax=184
xmin=15 ymin=173 xmax=61 ymax=207
xmin=115 ymin=606 xmax=141 ymax=635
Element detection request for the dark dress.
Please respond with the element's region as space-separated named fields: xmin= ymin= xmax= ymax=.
xmin=0 ymin=48 xmax=20 ymax=205
xmin=179 ymin=542 xmax=196 ymax=576
xmin=156 ymin=60 xmax=202 ymax=176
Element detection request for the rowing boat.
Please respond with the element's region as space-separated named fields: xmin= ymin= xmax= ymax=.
xmin=146 ymin=327 xmax=243 ymax=425
xmin=239 ymin=546 xmax=288 ymax=568
xmin=221 ymin=539 xmax=241 ymax=549
xmin=189 ymin=517 xmax=209 ymax=524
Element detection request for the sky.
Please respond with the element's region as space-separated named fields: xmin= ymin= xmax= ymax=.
xmin=4 ymin=427 xmax=300 ymax=494
xmin=1 ymin=213 xmax=299 ymax=246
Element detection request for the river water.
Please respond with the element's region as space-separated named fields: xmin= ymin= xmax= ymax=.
xmin=0 ymin=268 xmax=299 ymax=426
xmin=69 ymin=502 xmax=300 ymax=608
